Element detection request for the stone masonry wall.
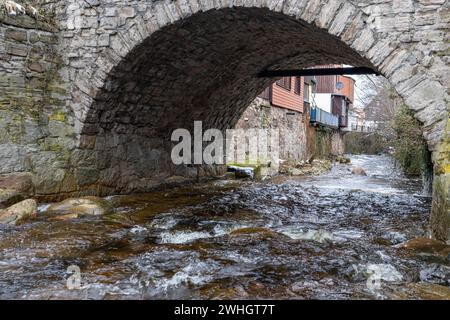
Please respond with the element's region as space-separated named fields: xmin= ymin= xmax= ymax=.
xmin=331 ymin=131 xmax=345 ymax=156
xmin=0 ymin=11 xmax=77 ymax=201
xmin=235 ymin=97 xmax=344 ymax=164
xmin=235 ymin=98 xmax=307 ymax=163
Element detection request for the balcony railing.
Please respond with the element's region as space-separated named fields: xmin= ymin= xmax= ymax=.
xmin=310 ymin=107 xmax=339 ymax=128
xmin=350 ymin=124 xmax=376 ymax=132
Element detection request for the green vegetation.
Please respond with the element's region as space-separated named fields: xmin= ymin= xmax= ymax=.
xmin=344 ymin=104 xmax=432 ymax=180
xmin=344 ymin=132 xmax=387 ymax=155
xmin=314 ymin=129 xmax=332 ymax=158
xmin=392 ymin=104 xmax=432 ymax=177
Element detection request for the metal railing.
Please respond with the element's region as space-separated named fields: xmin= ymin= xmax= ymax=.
xmin=350 ymin=124 xmax=376 ymax=132
xmin=310 ymin=107 xmax=339 ymax=128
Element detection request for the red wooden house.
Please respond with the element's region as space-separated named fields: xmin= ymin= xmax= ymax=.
xmin=259 ymin=76 xmax=305 ymax=113
xmin=314 ymin=69 xmax=355 ymax=128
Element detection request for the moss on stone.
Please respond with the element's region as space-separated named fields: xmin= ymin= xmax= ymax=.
xmin=49 ymin=111 xmax=66 ymax=122
xmin=430 ymin=175 xmax=450 ymax=242
xmin=434 ymin=47 xmax=450 ymax=57
xmin=392 ymin=104 xmax=432 ymax=177
xmin=314 ymin=129 xmax=333 ymax=158
xmin=344 ymin=132 xmax=387 ymax=155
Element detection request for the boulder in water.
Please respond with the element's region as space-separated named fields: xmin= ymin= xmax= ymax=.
xmin=397 ymin=237 xmax=450 ymax=257
xmin=351 ymin=166 xmax=367 ymax=176
xmin=406 ymin=283 xmax=450 ymax=300
xmin=47 ymin=196 xmax=112 ymax=217
xmin=228 ymin=165 xmax=254 ymax=179
xmin=387 ymin=283 xmax=450 ymax=300
xmin=279 ymin=228 xmax=334 ymax=243
xmin=364 ymin=264 xmax=403 ymax=282
xmin=48 ymin=213 xmax=80 ymax=221
xmin=335 ymin=156 xmax=351 ymax=164
xmin=229 ymin=227 xmax=279 ymax=239
xmin=419 ymin=264 xmax=450 ymax=285
xmin=0 ymin=199 xmax=37 ymax=226
xmin=280 ymin=159 xmax=332 ymax=176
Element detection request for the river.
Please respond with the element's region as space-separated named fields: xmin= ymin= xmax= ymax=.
xmin=0 ymin=154 xmax=449 ymax=299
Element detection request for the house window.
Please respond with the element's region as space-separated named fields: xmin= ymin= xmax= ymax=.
xmin=294 ymin=77 xmax=301 ymax=95
xmin=304 ymin=83 xmax=310 ymax=102
xmin=276 ymin=77 xmax=291 ymax=90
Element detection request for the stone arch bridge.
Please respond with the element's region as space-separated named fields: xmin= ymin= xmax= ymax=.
xmin=0 ymin=0 xmax=448 ymax=240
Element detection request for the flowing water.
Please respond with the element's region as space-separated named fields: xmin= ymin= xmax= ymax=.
xmin=0 ymin=155 xmax=449 ymax=299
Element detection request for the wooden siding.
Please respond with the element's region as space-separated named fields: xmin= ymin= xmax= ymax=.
xmin=271 ymin=77 xmax=304 ymax=113
xmin=315 ymin=75 xmax=338 ymax=93
xmin=315 ymin=74 xmax=354 ymax=102
xmin=336 ymin=75 xmax=355 ymax=102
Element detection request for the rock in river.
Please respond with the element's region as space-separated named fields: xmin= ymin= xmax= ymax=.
xmin=0 ymin=199 xmax=37 ymax=226
xmin=386 ymin=283 xmax=450 ymax=300
xmin=397 ymin=237 xmax=450 ymax=258
xmin=228 ymin=165 xmax=254 ymax=179
xmin=47 ymin=196 xmax=113 ymax=217
xmin=229 ymin=227 xmax=279 ymax=239
xmin=335 ymin=155 xmax=351 ymax=164
xmin=351 ymin=166 xmax=367 ymax=176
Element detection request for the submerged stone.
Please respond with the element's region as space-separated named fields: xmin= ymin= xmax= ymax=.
xmin=398 ymin=237 xmax=450 ymax=257
xmin=364 ymin=264 xmax=403 ymax=282
xmin=229 ymin=227 xmax=278 ymax=238
xmin=419 ymin=264 xmax=450 ymax=285
xmin=279 ymin=228 xmax=334 ymax=243
xmin=228 ymin=165 xmax=254 ymax=179
xmin=280 ymin=159 xmax=332 ymax=176
xmin=387 ymin=283 xmax=450 ymax=300
xmin=48 ymin=213 xmax=80 ymax=221
xmin=47 ymin=196 xmax=113 ymax=217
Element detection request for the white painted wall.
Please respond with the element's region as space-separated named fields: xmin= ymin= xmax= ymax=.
xmin=314 ymin=93 xmax=332 ymax=113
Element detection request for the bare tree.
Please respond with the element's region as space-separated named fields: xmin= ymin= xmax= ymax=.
xmin=353 ymin=75 xmax=402 ymax=139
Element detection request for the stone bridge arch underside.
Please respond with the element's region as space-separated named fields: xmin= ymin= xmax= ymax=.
xmin=77 ymin=5 xmax=376 ymax=193
xmin=46 ymin=1 xmax=450 ymax=239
